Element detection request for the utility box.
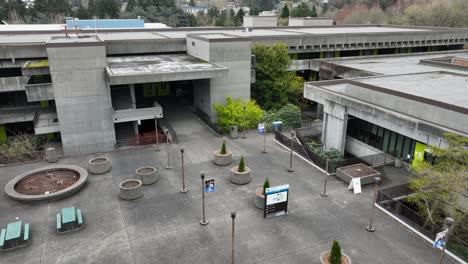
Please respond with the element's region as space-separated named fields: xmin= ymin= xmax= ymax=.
xmin=230 ymin=125 xmax=238 ymax=139
xmin=272 ymin=121 xmax=283 ymax=132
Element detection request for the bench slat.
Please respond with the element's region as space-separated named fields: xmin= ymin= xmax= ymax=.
xmin=23 ymin=224 xmax=29 ymax=241
xmin=0 ymin=228 xmax=5 ymax=247
xmin=56 ymin=214 xmax=61 ymax=230
xmin=77 ymin=209 xmax=83 ymax=225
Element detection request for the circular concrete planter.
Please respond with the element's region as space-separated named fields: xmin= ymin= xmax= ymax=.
xmin=88 ymin=157 xmax=111 ymax=175
xmin=119 ymin=179 xmax=143 ymax=200
xmin=320 ymin=251 xmax=352 ymax=264
xmin=394 ymin=158 xmax=402 ymax=168
xmin=136 ymin=166 xmax=159 ymax=185
xmin=254 ymin=188 xmax=265 ymax=209
xmin=4 ymin=165 xmax=88 ymax=202
xmin=214 ymin=150 xmax=232 ymax=166
xmin=230 ymin=166 xmax=252 ymax=185
xmin=45 ymin=147 xmax=58 ymax=163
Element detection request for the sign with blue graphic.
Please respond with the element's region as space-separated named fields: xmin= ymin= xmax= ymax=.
xmin=264 ymin=184 xmax=289 ymax=218
xmin=434 ymin=230 xmax=448 ymax=248
xmin=258 ymin=123 xmax=265 ymax=134
xmin=204 ymin=179 xmax=215 ymax=192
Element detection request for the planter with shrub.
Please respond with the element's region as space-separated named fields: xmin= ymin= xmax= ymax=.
xmin=320 ymin=240 xmax=351 ymax=264
xmin=254 ymin=178 xmax=270 ymax=209
xmin=230 ymin=156 xmax=252 ymax=184
xmin=214 ymin=140 xmax=233 ymax=166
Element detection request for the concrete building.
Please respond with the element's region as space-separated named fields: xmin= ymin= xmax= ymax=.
xmin=1 ymin=24 xmax=467 ymax=149
xmin=242 ymin=16 xmax=278 ymax=27
xmin=288 ymin=17 xmax=334 ymax=26
xmin=304 ymin=50 xmax=468 ymax=166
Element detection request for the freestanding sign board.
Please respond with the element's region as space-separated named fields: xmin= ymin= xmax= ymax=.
xmin=347 ymin=177 xmax=362 ymax=194
xmin=264 ymin=184 xmax=289 ymax=218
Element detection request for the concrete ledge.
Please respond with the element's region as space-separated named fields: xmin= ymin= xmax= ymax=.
xmin=4 ymin=165 xmax=88 ymax=202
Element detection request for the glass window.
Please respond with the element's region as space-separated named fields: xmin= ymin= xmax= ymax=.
xmin=382 ymin=129 xmax=390 ymax=152
xmin=388 ymin=132 xmax=397 ymax=154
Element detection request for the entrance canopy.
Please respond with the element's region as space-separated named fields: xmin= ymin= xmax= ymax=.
xmin=106 ymin=54 xmax=228 ymax=85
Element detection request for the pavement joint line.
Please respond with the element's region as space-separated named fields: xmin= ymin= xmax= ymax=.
xmin=376 ymin=204 xmax=467 ymax=264
xmin=273 ymin=139 xmax=329 ymax=175
xmin=39 ymin=202 xmax=49 ymax=264
xmin=205 ymin=223 xmax=229 ymax=263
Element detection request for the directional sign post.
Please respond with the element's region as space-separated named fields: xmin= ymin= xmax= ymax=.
xmin=258 ymin=123 xmax=267 ymax=153
xmin=434 ymin=229 xmax=448 ymax=248
xmin=264 ymin=184 xmax=289 ymax=218
xmin=205 ymin=179 xmax=215 ymax=192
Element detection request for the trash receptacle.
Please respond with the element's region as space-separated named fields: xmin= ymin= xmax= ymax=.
xmin=230 ymin=125 xmax=238 ymax=139
xmin=272 ymin=121 xmax=283 ymax=133
xmin=45 ymin=147 xmax=58 ymax=163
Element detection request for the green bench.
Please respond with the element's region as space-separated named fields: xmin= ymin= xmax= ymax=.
xmin=0 ymin=221 xmax=30 ymax=251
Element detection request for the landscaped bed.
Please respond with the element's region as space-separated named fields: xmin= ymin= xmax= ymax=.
xmin=15 ymin=169 xmax=79 ymax=195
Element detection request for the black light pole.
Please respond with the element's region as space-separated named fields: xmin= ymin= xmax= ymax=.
xmin=200 ymin=172 xmax=208 ymax=225
xmin=438 ymin=217 xmax=455 ymax=264
xmin=321 ymin=157 xmax=330 ymax=197
xmin=242 ymin=105 xmax=247 ymax=139
xmin=180 ymin=147 xmax=187 ymax=193
xmin=288 ymin=131 xmax=295 ymax=172
xmin=262 ymin=126 xmax=267 ymax=154
xmin=165 ymin=129 xmax=172 ymax=170
xmin=154 ymin=117 xmax=160 ymax=151
xmin=366 ymin=176 xmax=381 ymax=232
xmin=231 ymin=212 xmax=236 ymax=264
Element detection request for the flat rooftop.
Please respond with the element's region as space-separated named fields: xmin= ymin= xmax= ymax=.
xmin=319 ymin=71 xmax=468 ymax=113
xmin=107 ymin=54 xmax=225 ymax=76
xmin=321 ymin=51 xmax=468 ymax=75
xmin=1 ymin=24 xmax=464 ymax=45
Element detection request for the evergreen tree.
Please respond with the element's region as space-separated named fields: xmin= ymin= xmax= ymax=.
xmin=96 ymin=0 xmax=120 ymax=18
xmin=234 ymin=8 xmax=244 ymax=26
xmin=280 ymin=4 xmax=289 ymax=18
xmin=189 ymin=0 xmax=195 ymax=7
xmin=238 ymin=156 xmax=245 ymax=172
xmin=126 ymin=0 xmax=137 ymax=12
xmin=220 ymin=140 xmax=227 ymax=154
xmin=329 ymin=240 xmax=342 ymax=264
xmin=262 ymin=178 xmax=270 ymax=194
xmin=76 ymin=5 xmax=91 ymax=19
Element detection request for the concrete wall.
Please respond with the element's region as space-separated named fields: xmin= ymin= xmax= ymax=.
xmin=288 ymin=18 xmax=334 ymax=26
xmin=345 ymin=136 xmax=383 ymax=157
xmin=46 ymin=38 xmax=116 ymax=149
xmin=321 ymin=100 xmax=348 ymax=153
xmin=25 ymin=83 xmax=54 ymax=102
xmin=0 ymin=76 xmax=27 ymax=92
xmin=187 ymin=36 xmax=252 ymax=122
xmin=243 ymin=16 xmax=277 ymax=27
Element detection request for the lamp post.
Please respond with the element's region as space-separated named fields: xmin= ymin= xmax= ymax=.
xmin=200 ymin=172 xmax=208 ymax=225
xmin=180 ymin=147 xmax=187 ymax=193
xmin=231 ymin=212 xmax=236 ymax=264
xmin=438 ymin=217 xmax=455 ymax=264
xmin=366 ymin=176 xmax=381 ymax=232
xmin=154 ymin=117 xmax=160 ymax=152
xmin=262 ymin=126 xmax=267 ymax=154
xmin=242 ymin=105 xmax=246 ymax=139
xmin=165 ymin=129 xmax=172 ymax=170
xmin=288 ymin=131 xmax=295 ymax=172
xmin=320 ymin=158 xmax=330 ymax=197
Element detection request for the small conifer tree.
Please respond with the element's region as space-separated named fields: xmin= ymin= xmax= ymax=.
xmin=220 ymin=140 xmax=227 ymax=154
xmin=263 ymin=178 xmax=270 ymax=194
xmin=238 ymin=156 xmax=245 ymax=172
xmin=329 ymin=240 xmax=342 ymax=264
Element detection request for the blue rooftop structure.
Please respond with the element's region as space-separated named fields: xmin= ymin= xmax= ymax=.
xmin=66 ymin=19 xmax=144 ymax=29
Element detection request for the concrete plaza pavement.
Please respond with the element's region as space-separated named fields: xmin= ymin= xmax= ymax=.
xmin=0 ymin=126 xmax=457 ymax=263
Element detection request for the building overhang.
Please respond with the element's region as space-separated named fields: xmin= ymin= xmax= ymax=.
xmin=106 ymin=54 xmax=228 ymax=85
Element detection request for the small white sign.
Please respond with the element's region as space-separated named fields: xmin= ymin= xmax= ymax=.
xmin=258 ymin=123 xmax=265 ymax=134
xmin=347 ymin=178 xmax=362 ymax=194
xmin=434 ymin=230 xmax=448 ymax=248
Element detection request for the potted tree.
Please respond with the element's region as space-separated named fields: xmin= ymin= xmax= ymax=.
xmin=230 ymin=156 xmax=252 ymax=184
xmin=214 ymin=140 xmax=233 ymax=166
xmin=254 ymin=178 xmax=270 ymax=209
xmin=320 ymin=240 xmax=351 ymax=264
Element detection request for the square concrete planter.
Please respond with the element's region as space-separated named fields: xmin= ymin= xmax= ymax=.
xmin=230 ymin=166 xmax=252 ymax=185
xmin=214 ymin=150 xmax=232 ymax=166
xmin=336 ymin=163 xmax=380 ymax=186
xmin=136 ymin=166 xmax=159 ymax=185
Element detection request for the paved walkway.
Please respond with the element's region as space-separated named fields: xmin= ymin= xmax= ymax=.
xmin=0 ymin=130 xmax=458 ymax=264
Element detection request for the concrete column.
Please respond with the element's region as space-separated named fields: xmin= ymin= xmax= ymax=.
xmin=322 ymin=101 xmax=348 ymax=154
xmin=0 ymin=125 xmax=7 ymax=143
xmin=373 ymin=49 xmax=378 ymax=56
xmin=334 ymin=51 xmax=341 ymax=58
xmin=319 ymin=51 xmax=325 ymax=59
xmin=133 ymin=121 xmax=138 ymax=135
xmin=129 ymin=84 xmax=136 ymax=109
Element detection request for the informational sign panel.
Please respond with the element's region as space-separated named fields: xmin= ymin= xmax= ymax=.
xmin=347 ymin=178 xmax=362 ymax=194
xmin=258 ymin=123 xmax=265 ymax=134
xmin=264 ymin=184 xmax=289 ymax=218
xmin=204 ymin=179 xmax=215 ymax=192
xmin=434 ymin=230 xmax=448 ymax=248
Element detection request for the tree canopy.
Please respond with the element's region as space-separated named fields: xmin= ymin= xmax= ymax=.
xmin=291 ymin=2 xmax=317 ymax=18
xmin=252 ymin=43 xmax=304 ymax=110
xmin=213 ymin=97 xmax=264 ymax=131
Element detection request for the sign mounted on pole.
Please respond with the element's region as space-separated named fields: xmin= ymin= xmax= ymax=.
xmin=434 ymin=229 xmax=448 ymax=248
xmin=204 ymin=179 xmax=215 ymax=192
xmin=264 ymin=184 xmax=289 ymax=218
xmin=258 ymin=123 xmax=265 ymax=134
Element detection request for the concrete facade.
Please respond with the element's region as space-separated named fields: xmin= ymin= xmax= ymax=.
xmin=46 ymin=36 xmax=116 ymax=148
xmin=243 ymin=16 xmax=277 ymax=27
xmin=288 ymin=17 xmax=334 ymax=26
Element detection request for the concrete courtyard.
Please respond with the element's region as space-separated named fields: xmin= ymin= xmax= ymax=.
xmin=0 ymin=116 xmax=457 ymax=264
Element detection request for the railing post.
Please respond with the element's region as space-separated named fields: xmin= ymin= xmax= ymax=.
xmin=321 ymin=158 xmax=329 ymax=197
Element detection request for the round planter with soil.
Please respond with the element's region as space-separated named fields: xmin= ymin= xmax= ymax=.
xmin=136 ymin=166 xmax=159 ymax=185
xmin=214 ymin=150 xmax=233 ymax=166
xmin=88 ymin=157 xmax=111 ymax=175
xmin=254 ymin=188 xmax=265 ymax=209
xmin=119 ymin=179 xmax=143 ymax=200
xmin=230 ymin=166 xmax=252 ymax=185
xmin=320 ymin=251 xmax=352 ymax=264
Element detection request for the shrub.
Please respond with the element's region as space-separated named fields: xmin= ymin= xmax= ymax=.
xmin=238 ymin=156 xmax=245 ymax=172
xmin=262 ymin=178 xmax=270 ymax=194
xmin=264 ymin=104 xmax=302 ymax=129
xmin=213 ymin=97 xmax=264 ymax=132
xmin=220 ymin=140 xmax=227 ymax=154
xmin=329 ymin=240 xmax=342 ymax=264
